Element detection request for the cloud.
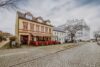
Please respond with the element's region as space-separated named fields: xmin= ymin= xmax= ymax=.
xmin=0 ymin=0 xmax=100 ymax=37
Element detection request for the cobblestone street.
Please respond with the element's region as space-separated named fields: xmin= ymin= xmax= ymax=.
xmin=1 ymin=42 xmax=100 ymax=67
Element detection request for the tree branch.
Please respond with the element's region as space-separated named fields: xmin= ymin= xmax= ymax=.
xmin=0 ymin=0 xmax=27 ymax=10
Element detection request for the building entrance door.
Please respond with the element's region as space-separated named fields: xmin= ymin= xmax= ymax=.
xmin=20 ymin=35 xmax=28 ymax=45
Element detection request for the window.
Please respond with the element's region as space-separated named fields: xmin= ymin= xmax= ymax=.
xmin=49 ymin=28 xmax=51 ymax=33
xmin=41 ymin=26 xmax=44 ymax=32
xmin=36 ymin=25 xmax=40 ymax=32
xmin=26 ymin=15 xmax=32 ymax=20
xmin=23 ymin=22 xmax=28 ymax=30
xmin=30 ymin=23 xmax=34 ymax=31
xmin=45 ymin=27 xmax=48 ymax=33
xmin=37 ymin=19 xmax=43 ymax=23
xmin=25 ymin=13 xmax=33 ymax=20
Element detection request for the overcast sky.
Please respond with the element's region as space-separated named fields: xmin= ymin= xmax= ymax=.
xmin=0 ymin=0 xmax=100 ymax=37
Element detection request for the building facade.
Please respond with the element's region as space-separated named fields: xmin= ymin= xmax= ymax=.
xmin=75 ymin=28 xmax=90 ymax=41
xmin=53 ymin=27 xmax=66 ymax=44
xmin=15 ymin=11 xmax=53 ymax=45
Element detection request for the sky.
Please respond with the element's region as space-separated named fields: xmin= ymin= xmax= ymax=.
xmin=0 ymin=0 xmax=100 ymax=37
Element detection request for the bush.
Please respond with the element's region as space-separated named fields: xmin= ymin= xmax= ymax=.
xmin=9 ymin=36 xmax=16 ymax=41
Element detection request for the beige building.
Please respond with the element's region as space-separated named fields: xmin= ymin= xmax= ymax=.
xmin=15 ymin=11 xmax=53 ymax=45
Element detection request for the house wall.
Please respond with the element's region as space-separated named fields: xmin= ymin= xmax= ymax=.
xmin=18 ymin=18 xmax=53 ymax=36
xmin=53 ymin=31 xmax=66 ymax=44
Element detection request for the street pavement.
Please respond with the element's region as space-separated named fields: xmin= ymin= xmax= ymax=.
xmin=0 ymin=43 xmax=75 ymax=67
xmin=1 ymin=42 xmax=100 ymax=67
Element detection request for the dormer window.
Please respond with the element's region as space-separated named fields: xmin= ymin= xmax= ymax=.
xmin=46 ymin=22 xmax=51 ymax=25
xmin=45 ymin=20 xmax=51 ymax=25
xmin=25 ymin=12 xmax=33 ymax=20
xmin=26 ymin=14 xmax=33 ymax=20
xmin=36 ymin=17 xmax=44 ymax=23
xmin=37 ymin=19 xmax=43 ymax=23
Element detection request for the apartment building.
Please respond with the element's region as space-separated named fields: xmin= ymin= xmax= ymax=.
xmin=15 ymin=11 xmax=53 ymax=45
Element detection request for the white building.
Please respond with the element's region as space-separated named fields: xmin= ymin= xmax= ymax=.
xmin=53 ymin=27 xmax=66 ymax=44
xmin=74 ymin=19 xmax=90 ymax=41
xmin=57 ymin=19 xmax=90 ymax=41
xmin=75 ymin=28 xmax=90 ymax=41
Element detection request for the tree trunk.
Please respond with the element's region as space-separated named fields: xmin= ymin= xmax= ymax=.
xmin=70 ymin=33 xmax=75 ymax=43
xmin=71 ymin=36 xmax=74 ymax=43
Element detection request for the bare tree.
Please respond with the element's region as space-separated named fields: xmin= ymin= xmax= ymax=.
xmin=94 ymin=31 xmax=100 ymax=41
xmin=0 ymin=0 xmax=28 ymax=10
xmin=65 ymin=19 xmax=90 ymax=43
xmin=94 ymin=31 xmax=100 ymax=45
